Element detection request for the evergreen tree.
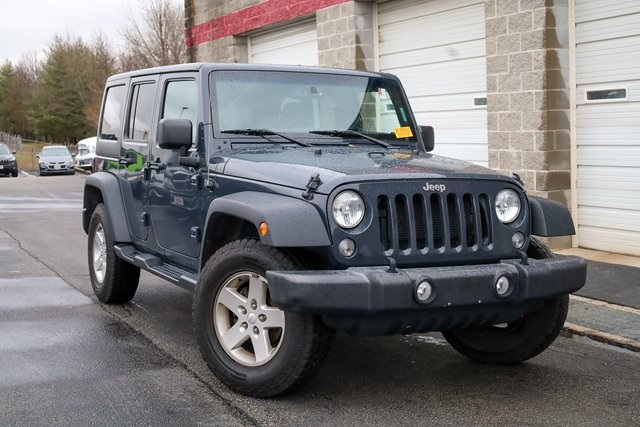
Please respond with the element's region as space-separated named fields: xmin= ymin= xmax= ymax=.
xmin=30 ymin=36 xmax=94 ymax=143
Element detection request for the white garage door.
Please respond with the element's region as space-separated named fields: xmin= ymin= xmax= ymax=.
xmin=249 ymin=20 xmax=318 ymax=66
xmin=378 ymin=0 xmax=488 ymax=165
xmin=575 ymin=0 xmax=640 ymax=256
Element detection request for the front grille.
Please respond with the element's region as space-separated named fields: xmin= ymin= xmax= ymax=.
xmin=377 ymin=192 xmax=492 ymax=256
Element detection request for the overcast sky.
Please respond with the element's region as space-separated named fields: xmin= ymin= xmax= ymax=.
xmin=0 ymin=0 xmax=182 ymax=64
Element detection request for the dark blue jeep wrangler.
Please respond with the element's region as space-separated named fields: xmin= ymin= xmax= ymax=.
xmin=83 ymin=63 xmax=586 ymax=397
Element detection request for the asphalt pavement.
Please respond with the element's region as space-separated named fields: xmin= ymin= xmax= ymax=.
xmin=559 ymin=251 xmax=640 ymax=351
xmin=0 ymin=173 xmax=638 ymax=426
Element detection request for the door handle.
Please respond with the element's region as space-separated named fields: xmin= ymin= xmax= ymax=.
xmin=119 ymin=156 xmax=134 ymax=165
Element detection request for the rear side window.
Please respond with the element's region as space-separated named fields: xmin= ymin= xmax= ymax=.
xmin=99 ymin=85 xmax=127 ymax=141
xmin=162 ymin=80 xmax=198 ymax=144
xmin=127 ymin=83 xmax=156 ymax=141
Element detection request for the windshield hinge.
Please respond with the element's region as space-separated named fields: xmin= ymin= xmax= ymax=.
xmin=302 ymin=174 xmax=322 ymax=200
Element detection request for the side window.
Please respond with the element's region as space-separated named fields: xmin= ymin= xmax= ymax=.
xmin=162 ymin=80 xmax=198 ymax=144
xmin=127 ymin=83 xmax=156 ymax=141
xmin=99 ymin=85 xmax=127 ymax=140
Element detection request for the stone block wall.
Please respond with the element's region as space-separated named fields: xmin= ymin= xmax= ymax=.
xmin=317 ymin=1 xmax=375 ymax=70
xmin=485 ymin=0 xmax=571 ymax=246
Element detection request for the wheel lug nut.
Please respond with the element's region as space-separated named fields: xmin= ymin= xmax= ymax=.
xmin=251 ymin=301 xmax=257 ymax=310
xmin=253 ymin=326 xmax=259 ymax=334
xmin=258 ymin=314 xmax=266 ymax=322
xmin=242 ymin=322 xmax=248 ymax=329
xmin=239 ymin=306 xmax=247 ymax=315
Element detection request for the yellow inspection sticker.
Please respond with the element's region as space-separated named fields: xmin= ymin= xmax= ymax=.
xmin=394 ymin=126 xmax=414 ymax=138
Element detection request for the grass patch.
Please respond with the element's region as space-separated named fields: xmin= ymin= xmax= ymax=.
xmin=15 ymin=141 xmax=50 ymax=171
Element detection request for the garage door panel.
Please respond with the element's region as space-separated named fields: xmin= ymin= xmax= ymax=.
xmin=576 ymin=81 xmax=640 ymax=103
xmin=379 ymin=0 xmax=482 ymax=24
xmin=577 ymin=146 xmax=640 ymax=167
xmin=387 ymin=58 xmax=487 ymax=97
xmin=577 ymin=166 xmax=640 ymax=184
xmin=575 ymin=0 xmax=640 ymax=22
xmin=575 ymin=13 xmax=640 ymax=44
xmin=578 ymin=193 xmax=640 ymax=213
xmin=409 ymin=93 xmax=487 ymax=112
xmin=578 ymin=227 xmax=640 ymax=255
xmin=249 ymin=21 xmax=318 ymax=66
xmin=381 ymin=39 xmax=485 ymax=70
xmin=575 ymin=0 xmax=640 ymax=255
xmin=579 ymin=207 xmax=640 ymax=232
xmin=379 ymin=7 xmax=484 ymax=54
xmin=576 ymin=40 xmax=640 ymax=84
xmin=414 ymin=110 xmax=487 ymax=130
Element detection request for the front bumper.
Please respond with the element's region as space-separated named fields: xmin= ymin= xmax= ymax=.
xmin=0 ymin=163 xmax=17 ymax=173
xmin=267 ymin=255 xmax=586 ymax=335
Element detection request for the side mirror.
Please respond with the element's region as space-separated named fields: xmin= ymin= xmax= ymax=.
xmin=420 ymin=125 xmax=435 ymax=152
xmin=158 ymin=118 xmax=193 ymax=150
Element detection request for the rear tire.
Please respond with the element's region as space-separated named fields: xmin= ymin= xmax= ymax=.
xmin=194 ymin=239 xmax=333 ymax=397
xmin=442 ymin=238 xmax=569 ymax=365
xmin=88 ymin=203 xmax=140 ymax=303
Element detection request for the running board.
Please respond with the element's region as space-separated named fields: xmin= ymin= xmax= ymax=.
xmin=114 ymin=244 xmax=197 ymax=293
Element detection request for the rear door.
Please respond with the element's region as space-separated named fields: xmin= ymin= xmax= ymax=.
xmin=120 ymin=76 xmax=159 ymax=241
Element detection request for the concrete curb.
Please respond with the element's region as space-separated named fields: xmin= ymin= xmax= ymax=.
xmin=563 ymin=322 xmax=640 ymax=353
xmin=565 ymin=295 xmax=640 ymax=352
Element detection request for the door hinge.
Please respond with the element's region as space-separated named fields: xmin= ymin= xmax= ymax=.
xmin=141 ymin=212 xmax=150 ymax=226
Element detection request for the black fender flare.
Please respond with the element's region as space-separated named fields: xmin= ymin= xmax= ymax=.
xmin=528 ymin=196 xmax=576 ymax=237
xmin=83 ymin=172 xmax=132 ymax=243
xmin=205 ymin=191 xmax=331 ymax=247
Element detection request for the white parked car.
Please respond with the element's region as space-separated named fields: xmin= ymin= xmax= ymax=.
xmin=75 ymin=136 xmax=97 ymax=170
xmin=38 ymin=145 xmax=75 ymax=176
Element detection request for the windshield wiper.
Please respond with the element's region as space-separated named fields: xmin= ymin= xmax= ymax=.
xmin=309 ymin=130 xmax=391 ymax=149
xmin=221 ymin=129 xmax=310 ymax=147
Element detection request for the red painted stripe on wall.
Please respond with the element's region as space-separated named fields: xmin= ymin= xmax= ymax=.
xmin=186 ymin=0 xmax=350 ymax=47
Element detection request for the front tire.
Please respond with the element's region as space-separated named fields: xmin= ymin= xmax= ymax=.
xmin=11 ymin=170 xmax=18 ymax=177
xmin=194 ymin=239 xmax=333 ymax=397
xmin=87 ymin=203 xmax=140 ymax=303
xmin=442 ymin=238 xmax=569 ymax=365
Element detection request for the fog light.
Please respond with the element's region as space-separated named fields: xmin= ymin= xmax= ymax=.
xmin=338 ymin=239 xmax=356 ymax=257
xmin=512 ymin=232 xmax=525 ymax=249
xmin=495 ymin=275 xmax=511 ymax=296
xmin=416 ymin=280 xmax=433 ymax=302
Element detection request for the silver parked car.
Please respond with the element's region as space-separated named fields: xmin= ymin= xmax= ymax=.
xmin=38 ymin=145 xmax=75 ymax=176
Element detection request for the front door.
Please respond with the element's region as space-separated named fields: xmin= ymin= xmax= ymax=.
xmin=147 ymin=74 xmax=203 ymax=259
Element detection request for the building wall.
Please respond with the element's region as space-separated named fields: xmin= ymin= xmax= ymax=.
xmin=186 ymin=0 xmax=575 ymax=248
xmin=484 ymin=0 xmax=572 ymax=247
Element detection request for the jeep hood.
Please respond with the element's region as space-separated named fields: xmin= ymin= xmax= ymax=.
xmin=215 ymin=147 xmax=508 ymax=193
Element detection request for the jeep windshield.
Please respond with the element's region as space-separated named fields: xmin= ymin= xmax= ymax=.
xmin=211 ymin=70 xmax=418 ymax=146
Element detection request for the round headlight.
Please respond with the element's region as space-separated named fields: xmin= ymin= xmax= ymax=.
xmin=495 ymin=189 xmax=521 ymax=223
xmin=332 ymin=191 xmax=365 ymax=229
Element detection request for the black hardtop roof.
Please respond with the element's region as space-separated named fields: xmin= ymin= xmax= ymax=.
xmin=106 ymin=62 xmax=395 ymax=82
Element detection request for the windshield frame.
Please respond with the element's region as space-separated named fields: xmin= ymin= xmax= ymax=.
xmin=209 ymin=69 xmax=419 ymax=148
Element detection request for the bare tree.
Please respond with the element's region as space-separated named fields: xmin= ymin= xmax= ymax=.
xmin=120 ymin=0 xmax=186 ymax=70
